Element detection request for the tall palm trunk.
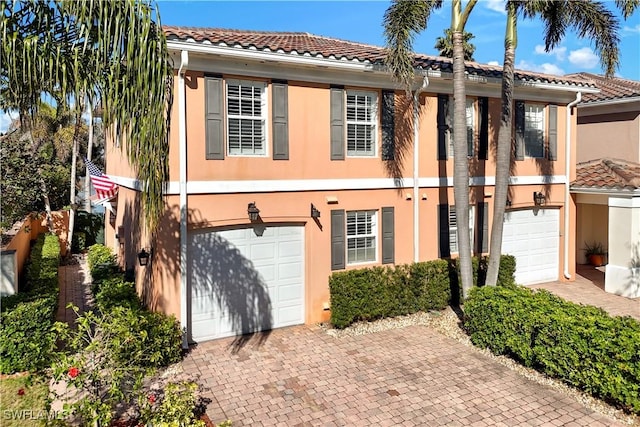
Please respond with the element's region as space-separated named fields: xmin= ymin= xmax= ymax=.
xmin=451 ymin=29 xmax=473 ymax=299
xmin=66 ymin=93 xmax=83 ymax=254
xmin=84 ymin=100 xmax=94 ymax=212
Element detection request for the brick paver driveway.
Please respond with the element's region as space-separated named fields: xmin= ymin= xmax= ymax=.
xmin=184 ymin=325 xmax=623 ymax=426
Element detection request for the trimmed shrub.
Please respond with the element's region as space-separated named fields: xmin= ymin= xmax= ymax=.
xmin=87 ymin=244 xmax=119 ymax=285
xmin=71 ymin=231 xmax=87 ymax=253
xmin=0 ymin=233 xmax=60 ymax=373
xmin=95 ymin=278 xmax=141 ymax=312
xmin=464 ymin=286 xmax=640 ymax=414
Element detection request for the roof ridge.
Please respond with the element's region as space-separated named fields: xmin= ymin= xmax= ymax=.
xmin=162 ymin=25 xmax=309 ymax=36
xmin=602 ymin=159 xmax=640 ymax=188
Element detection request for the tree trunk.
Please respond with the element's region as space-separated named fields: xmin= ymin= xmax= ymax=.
xmin=486 ymin=7 xmax=517 ymax=286
xmin=84 ymin=100 xmax=94 ymax=212
xmin=66 ymin=93 xmax=83 ymax=254
xmin=452 ymin=30 xmax=473 ymax=299
xmin=40 ymin=179 xmax=54 ymax=233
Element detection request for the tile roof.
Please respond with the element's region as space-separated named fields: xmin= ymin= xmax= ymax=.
xmin=163 ymin=26 xmax=596 ymax=89
xmin=572 ymin=158 xmax=640 ymax=191
xmin=565 ymin=72 xmax=640 ymax=103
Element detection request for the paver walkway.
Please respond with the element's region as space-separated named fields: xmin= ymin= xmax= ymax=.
xmin=56 ymin=254 xmax=93 ymax=325
xmin=531 ymin=265 xmax=640 ymax=320
xmin=184 ymin=325 xmax=625 ymax=426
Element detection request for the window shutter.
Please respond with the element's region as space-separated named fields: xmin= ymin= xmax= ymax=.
xmin=438 ymin=204 xmax=450 ymax=258
xmin=437 ymin=94 xmax=450 ymax=160
xmin=330 ymin=87 xmax=345 ymax=160
xmin=381 ymin=90 xmax=395 ymax=161
xmin=331 ymin=209 xmax=345 ymax=270
xmin=515 ymin=100 xmax=525 ymax=161
xmin=478 ymin=97 xmax=489 ymax=160
xmin=476 ymin=202 xmax=489 ymax=254
xmin=548 ymin=104 xmax=558 ymax=161
xmin=381 ymin=207 xmax=395 ymax=264
xmin=272 ymin=81 xmax=289 ymax=160
xmin=205 ymin=77 xmax=225 ymax=160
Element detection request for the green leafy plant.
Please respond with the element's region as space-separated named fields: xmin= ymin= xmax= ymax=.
xmin=138 ymin=382 xmax=206 ymax=427
xmin=584 ymin=241 xmax=606 ymax=256
xmin=464 ymin=286 xmax=640 ymax=413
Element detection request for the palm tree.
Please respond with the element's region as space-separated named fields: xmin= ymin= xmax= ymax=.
xmin=485 ymin=0 xmax=632 ymax=286
xmin=1 ymin=0 xmax=172 ymax=233
xmin=434 ymin=28 xmax=476 ymax=61
xmin=385 ymin=0 xmax=479 ymax=299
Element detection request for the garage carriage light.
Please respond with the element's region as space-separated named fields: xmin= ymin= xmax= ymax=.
xmin=533 ymin=191 xmax=546 ymax=206
xmin=137 ymin=248 xmax=153 ymax=266
xmin=248 ymin=202 xmax=260 ymax=221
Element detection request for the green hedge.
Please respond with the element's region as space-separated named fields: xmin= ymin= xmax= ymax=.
xmin=0 ymin=234 xmax=60 ymax=373
xmin=464 ymin=286 xmax=640 ymax=414
xmin=329 ymin=255 xmax=516 ymax=329
xmin=87 ymin=244 xmax=120 ymax=285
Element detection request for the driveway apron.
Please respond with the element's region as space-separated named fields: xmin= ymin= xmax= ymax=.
xmin=183 ymin=325 xmax=624 ymax=426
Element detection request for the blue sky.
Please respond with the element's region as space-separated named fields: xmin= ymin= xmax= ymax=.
xmin=1 ymin=0 xmax=638 ymax=132
xmin=156 ymin=0 xmax=640 ymax=79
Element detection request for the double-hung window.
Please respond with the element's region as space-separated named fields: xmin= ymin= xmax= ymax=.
xmin=346 ymin=91 xmax=378 ymax=157
xmin=448 ymin=97 xmax=475 ymax=157
xmin=448 ymin=206 xmax=475 ymax=254
xmin=524 ymin=103 xmax=545 ymax=158
xmin=346 ymin=210 xmax=377 ymax=264
xmin=226 ymin=80 xmax=267 ymax=156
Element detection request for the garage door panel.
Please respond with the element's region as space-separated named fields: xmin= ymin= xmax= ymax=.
xmin=503 ymin=209 xmax=559 ymax=285
xmin=189 ymin=225 xmax=304 ymax=342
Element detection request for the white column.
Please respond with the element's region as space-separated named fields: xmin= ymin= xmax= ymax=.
xmin=605 ymin=196 xmax=640 ymax=298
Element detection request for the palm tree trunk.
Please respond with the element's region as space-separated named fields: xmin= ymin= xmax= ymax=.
xmin=84 ymin=100 xmax=94 ymax=212
xmin=66 ymin=93 xmax=83 ymax=254
xmin=40 ymin=178 xmax=54 ymax=233
xmin=452 ymin=29 xmax=473 ymax=299
xmin=486 ymin=5 xmax=517 ymax=286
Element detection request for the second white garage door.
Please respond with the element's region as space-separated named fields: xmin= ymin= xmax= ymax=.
xmin=502 ymin=208 xmax=560 ymax=285
xmin=189 ymin=226 xmax=304 ymax=342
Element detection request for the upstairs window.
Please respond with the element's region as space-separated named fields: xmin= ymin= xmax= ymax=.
xmin=346 ymin=91 xmax=378 ymax=157
xmin=524 ymin=103 xmax=545 ymax=158
xmin=449 ymin=97 xmax=475 ymax=158
xmin=226 ymin=80 xmax=267 ymax=156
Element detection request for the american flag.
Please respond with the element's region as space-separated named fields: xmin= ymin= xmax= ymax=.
xmin=85 ymin=158 xmax=118 ymax=200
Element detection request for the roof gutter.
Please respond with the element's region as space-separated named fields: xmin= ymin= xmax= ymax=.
xmin=413 ymin=77 xmax=429 ymax=262
xmin=178 ymin=50 xmax=189 ymax=349
xmin=564 ymin=91 xmax=581 ymax=280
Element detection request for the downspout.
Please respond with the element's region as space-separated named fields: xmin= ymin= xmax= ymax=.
xmin=178 ymin=50 xmax=189 ymax=348
xmin=563 ymin=92 xmax=581 ymax=279
xmin=413 ymin=77 xmax=429 ymax=262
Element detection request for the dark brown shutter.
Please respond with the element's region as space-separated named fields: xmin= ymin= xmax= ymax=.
xmin=438 ymin=204 xmax=450 ymax=258
xmin=272 ymin=81 xmax=289 ymax=160
xmin=381 ymin=90 xmax=395 ymax=161
xmin=437 ymin=94 xmax=450 ymax=160
xmin=515 ymin=100 xmax=525 ymax=161
xmin=331 ymin=210 xmax=345 ymax=270
xmin=381 ymin=207 xmax=395 ymax=264
xmin=205 ymin=77 xmax=224 ymax=160
xmin=478 ymin=97 xmax=489 ymax=160
xmin=330 ymin=87 xmax=345 ymax=160
xmin=476 ymin=202 xmax=489 ymax=254
xmin=548 ymin=104 xmax=558 ymax=161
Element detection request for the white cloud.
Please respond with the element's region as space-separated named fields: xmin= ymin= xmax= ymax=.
xmin=484 ymin=0 xmax=506 ymax=14
xmin=534 ymin=45 xmax=567 ymax=61
xmin=516 ymin=60 xmax=564 ymax=76
xmin=0 ymin=111 xmax=18 ymax=133
xmin=623 ymin=24 xmax=640 ymax=34
xmin=487 ymin=60 xmax=501 ymax=66
xmin=568 ymin=47 xmax=599 ymax=69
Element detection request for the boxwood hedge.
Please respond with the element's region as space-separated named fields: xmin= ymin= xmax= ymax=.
xmin=464 ymin=286 xmax=640 ymax=414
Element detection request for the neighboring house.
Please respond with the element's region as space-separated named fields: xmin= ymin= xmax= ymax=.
xmin=568 ymin=73 xmax=640 ymax=298
xmin=105 ymin=27 xmax=597 ymax=343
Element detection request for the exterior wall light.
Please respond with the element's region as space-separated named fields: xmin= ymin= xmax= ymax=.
xmin=137 ymin=248 xmax=153 ymax=266
xmin=311 ymin=203 xmax=321 ymax=218
xmin=247 ymin=202 xmax=260 ymax=221
xmin=533 ymin=191 xmax=546 ymax=206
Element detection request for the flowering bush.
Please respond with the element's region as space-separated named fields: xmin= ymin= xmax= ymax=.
xmin=137 ymin=381 xmax=206 ymax=427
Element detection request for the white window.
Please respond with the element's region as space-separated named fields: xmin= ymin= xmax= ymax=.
xmin=449 ymin=97 xmax=475 ymax=157
xmin=226 ymin=80 xmax=267 ymax=156
xmin=346 ymin=210 xmax=377 ymax=264
xmin=524 ymin=103 xmax=545 ymax=158
xmin=346 ymin=91 xmax=378 ymax=157
xmin=449 ymin=205 xmax=475 ymax=254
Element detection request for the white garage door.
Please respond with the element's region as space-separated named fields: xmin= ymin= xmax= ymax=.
xmin=502 ymin=209 xmax=559 ymax=285
xmin=188 ymin=226 xmax=304 ymax=342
